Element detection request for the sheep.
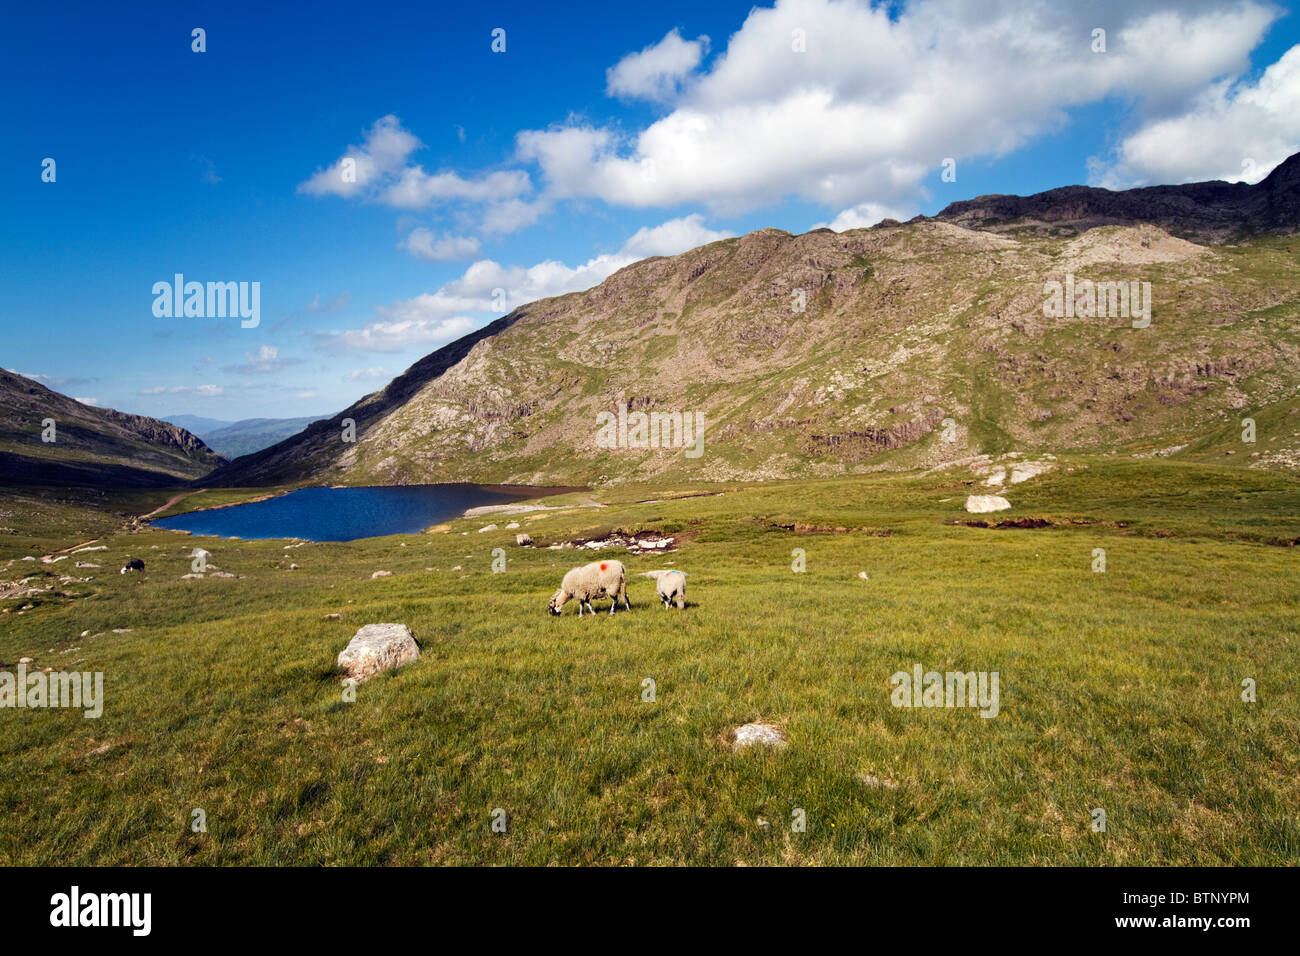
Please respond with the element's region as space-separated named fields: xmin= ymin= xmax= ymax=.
xmin=548 ymin=560 xmax=630 ymax=616
xmin=119 ymin=558 xmax=145 ymax=574
xmin=641 ymin=570 xmax=687 ymax=609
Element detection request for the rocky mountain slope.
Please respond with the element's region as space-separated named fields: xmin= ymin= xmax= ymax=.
xmin=931 ymin=152 xmax=1300 ymax=241
xmin=210 ymin=189 xmax=1300 ymax=488
xmin=0 ymin=370 xmax=223 ymax=486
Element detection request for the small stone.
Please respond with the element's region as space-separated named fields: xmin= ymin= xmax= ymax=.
xmin=732 ymin=722 xmax=787 ymax=751
xmin=371 ymin=570 xmax=393 ymax=579
xmin=18 ymin=657 xmax=33 ymax=664
xmin=858 ymin=571 xmax=868 ymax=580
xmin=505 ymin=522 xmax=520 ymax=529
xmin=478 ymin=524 xmax=499 ymax=533
xmin=324 ymin=613 xmax=341 ymax=620
xmin=289 ymin=563 xmax=299 ymax=570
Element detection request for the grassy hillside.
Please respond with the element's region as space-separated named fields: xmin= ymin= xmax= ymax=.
xmin=0 ymin=370 xmax=223 ymax=486
xmin=1 ymin=458 xmax=1296 ymax=865
xmin=210 ymin=226 xmax=1300 ymax=489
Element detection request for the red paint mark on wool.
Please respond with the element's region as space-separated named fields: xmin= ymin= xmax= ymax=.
xmin=600 ymin=562 xmax=607 ymax=571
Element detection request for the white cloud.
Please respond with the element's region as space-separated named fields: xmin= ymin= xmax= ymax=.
xmin=381 ymin=168 xmax=530 ymax=209
xmin=511 ymin=0 xmax=1278 ymax=215
xmin=140 ymin=384 xmax=224 ymax=396
xmin=619 ymin=213 xmax=733 ymax=257
xmin=1092 ymin=43 xmax=1300 ymax=187
xmin=399 ymin=229 xmax=481 ymax=261
xmin=821 ymin=201 xmax=915 ymax=231
xmin=298 ymin=115 xmax=421 ymax=199
xmin=317 ymin=314 xmax=478 ymax=354
xmin=606 ymin=29 xmax=709 ymax=102
xmin=222 ymin=345 xmax=301 ymax=375
xmin=299 ymin=114 xmax=531 ymax=211
xmin=320 ymin=215 xmax=732 ymax=352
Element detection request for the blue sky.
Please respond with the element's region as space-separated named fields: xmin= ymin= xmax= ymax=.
xmin=3 ymin=0 xmax=1297 ymax=422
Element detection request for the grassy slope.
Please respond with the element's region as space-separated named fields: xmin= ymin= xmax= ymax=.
xmin=0 ymin=460 xmax=1296 ymax=865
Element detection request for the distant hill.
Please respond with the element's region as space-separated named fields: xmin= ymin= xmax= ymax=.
xmin=930 ymin=151 xmax=1300 ymax=240
xmin=0 ymin=370 xmax=224 ymax=486
xmin=163 ymin=414 xmax=232 ymax=436
xmin=186 ymin=417 xmax=324 ymax=459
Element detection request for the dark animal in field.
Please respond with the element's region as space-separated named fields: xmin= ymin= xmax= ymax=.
xmin=120 ymin=558 xmax=145 ymax=574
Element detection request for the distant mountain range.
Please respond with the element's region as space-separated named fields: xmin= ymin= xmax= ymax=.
xmin=0 ymin=370 xmax=223 ymax=486
xmin=162 ymin=415 xmax=324 ymax=460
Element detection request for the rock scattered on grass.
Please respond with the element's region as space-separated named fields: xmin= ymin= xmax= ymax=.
xmin=965 ymin=495 xmax=1011 ymax=513
xmin=337 ymin=623 xmax=420 ymax=683
xmin=732 ymin=722 xmax=787 ymax=751
xmin=478 ymin=524 xmax=499 ymax=533
xmin=371 ymin=570 xmax=393 ymax=579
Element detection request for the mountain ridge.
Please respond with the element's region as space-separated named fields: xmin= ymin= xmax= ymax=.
xmin=0 ymin=370 xmax=223 ymax=486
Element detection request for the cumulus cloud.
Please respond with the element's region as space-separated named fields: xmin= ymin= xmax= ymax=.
xmin=298 ymin=115 xmax=421 ymax=199
xmin=606 ymin=29 xmax=709 ymax=102
xmin=821 ymin=201 xmax=916 ymax=231
xmin=320 ymin=215 xmax=732 ymax=352
xmin=299 ymin=114 xmax=530 ymax=209
xmin=1092 ymin=42 xmax=1300 ymax=187
xmin=512 ymin=0 xmax=1279 ymax=215
xmin=399 ymin=229 xmax=482 ymax=261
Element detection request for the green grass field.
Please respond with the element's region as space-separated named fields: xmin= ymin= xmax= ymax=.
xmin=1 ymin=459 xmax=1297 ymax=865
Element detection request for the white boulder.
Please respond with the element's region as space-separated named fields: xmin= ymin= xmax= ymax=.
xmin=337 ymin=623 xmax=420 ymax=683
xmin=965 ymin=495 xmax=1011 ymax=513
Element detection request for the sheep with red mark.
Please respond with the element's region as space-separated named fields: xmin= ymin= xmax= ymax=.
xmin=548 ymin=559 xmax=630 ymax=616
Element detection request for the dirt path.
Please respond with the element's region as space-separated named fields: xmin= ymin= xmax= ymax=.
xmin=138 ymin=488 xmax=206 ymax=522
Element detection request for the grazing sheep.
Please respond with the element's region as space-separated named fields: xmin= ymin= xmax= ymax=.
xmin=548 ymin=560 xmax=630 ymax=616
xmin=119 ymin=558 xmax=145 ymax=574
xmin=641 ymin=569 xmax=687 ymax=609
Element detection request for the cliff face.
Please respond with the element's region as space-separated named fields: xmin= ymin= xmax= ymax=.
xmin=0 ymin=370 xmax=224 ymax=486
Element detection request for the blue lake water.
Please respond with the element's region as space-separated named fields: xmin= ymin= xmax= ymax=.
xmin=152 ymin=484 xmax=578 ymax=542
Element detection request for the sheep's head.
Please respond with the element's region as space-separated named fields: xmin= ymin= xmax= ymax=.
xmin=547 ymin=589 xmax=567 ymax=615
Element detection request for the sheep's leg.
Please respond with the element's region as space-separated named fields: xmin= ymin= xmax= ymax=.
xmin=676 ymin=592 xmax=685 ymax=610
